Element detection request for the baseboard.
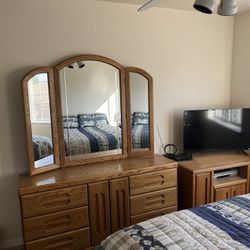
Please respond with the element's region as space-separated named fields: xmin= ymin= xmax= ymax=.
xmin=0 ymin=238 xmax=23 ymax=249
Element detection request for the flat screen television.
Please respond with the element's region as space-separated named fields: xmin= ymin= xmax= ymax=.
xmin=183 ymin=108 xmax=250 ymax=152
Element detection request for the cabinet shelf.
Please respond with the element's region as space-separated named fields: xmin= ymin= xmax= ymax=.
xmin=213 ymin=176 xmax=247 ymax=189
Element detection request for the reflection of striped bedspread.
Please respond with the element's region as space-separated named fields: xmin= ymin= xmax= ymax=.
xmin=132 ymin=124 xmax=149 ymax=148
xmin=32 ymin=135 xmax=53 ymax=161
xmin=64 ymin=125 xmax=121 ymax=155
xmin=99 ymin=194 xmax=250 ymax=250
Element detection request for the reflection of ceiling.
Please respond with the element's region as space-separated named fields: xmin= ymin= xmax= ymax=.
xmin=100 ymin=0 xmax=250 ymax=13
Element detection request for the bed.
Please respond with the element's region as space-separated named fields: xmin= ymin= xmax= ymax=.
xmin=98 ymin=193 xmax=250 ymax=249
xmin=132 ymin=112 xmax=149 ymax=149
xmin=32 ymin=135 xmax=53 ymax=161
xmin=63 ymin=113 xmax=121 ymax=155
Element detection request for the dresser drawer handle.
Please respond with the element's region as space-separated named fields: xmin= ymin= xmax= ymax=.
xmin=144 ymin=194 xmax=165 ymax=208
xmin=44 ymin=215 xmax=72 ymax=232
xmin=42 ymin=194 xmax=71 ymax=209
xmin=144 ymin=175 xmax=165 ymax=189
xmin=45 ymin=237 xmax=73 ymax=250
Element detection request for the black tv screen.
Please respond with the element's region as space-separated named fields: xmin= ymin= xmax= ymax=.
xmin=183 ymin=108 xmax=250 ymax=152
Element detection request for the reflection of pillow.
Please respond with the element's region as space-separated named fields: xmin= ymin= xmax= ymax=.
xmin=93 ymin=113 xmax=108 ymax=125
xmin=82 ymin=120 xmax=95 ymax=127
xmin=78 ymin=114 xmax=95 ymax=127
xmin=78 ymin=113 xmax=108 ymax=127
xmin=135 ymin=118 xmax=148 ymax=125
xmin=133 ymin=112 xmax=149 ymax=125
xmin=63 ymin=115 xmax=78 ymax=128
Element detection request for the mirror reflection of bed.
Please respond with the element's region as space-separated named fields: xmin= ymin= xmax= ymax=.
xmin=60 ymin=60 xmax=122 ymax=161
xmin=28 ymin=73 xmax=54 ymax=168
xmin=130 ymin=72 xmax=149 ymax=151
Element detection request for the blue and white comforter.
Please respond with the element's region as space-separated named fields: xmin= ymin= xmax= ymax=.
xmin=132 ymin=124 xmax=149 ymax=149
xmin=32 ymin=135 xmax=53 ymax=161
xmin=64 ymin=124 xmax=121 ymax=155
xmin=99 ymin=194 xmax=250 ymax=249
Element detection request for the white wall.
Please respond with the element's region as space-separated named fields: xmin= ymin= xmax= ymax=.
xmin=60 ymin=61 xmax=120 ymax=124
xmin=0 ymin=0 xmax=234 ymax=246
xmin=31 ymin=123 xmax=52 ymax=138
xmin=231 ymin=11 xmax=250 ymax=108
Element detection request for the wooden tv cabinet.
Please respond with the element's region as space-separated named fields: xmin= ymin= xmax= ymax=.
xmin=178 ymin=151 xmax=250 ymax=209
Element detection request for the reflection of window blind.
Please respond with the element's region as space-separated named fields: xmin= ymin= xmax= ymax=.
xmin=214 ymin=109 xmax=242 ymax=125
xmin=29 ymin=79 xmax=51 ymax=123
xmin=208 ymin=109 xmax=242 ymax=133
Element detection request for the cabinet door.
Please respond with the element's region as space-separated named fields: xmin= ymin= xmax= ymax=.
xmin=88 ymin=181 xmax=111 ymax=246
xmin=214 ymin=187 xmax=231 ymax=201
xmin=231 ymin=184 xmax=246 ymax=197
xmin=195 ymin=173 xmax=211 ymax=206
xmin=109 ymin=178 xmax=130 ymax=232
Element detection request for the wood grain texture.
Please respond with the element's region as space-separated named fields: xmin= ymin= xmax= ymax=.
xmin=213 ymin=176 xmax=247 ymax=189
xmin=109 ymin=178 xmax=130 ymax=233
xmin=130 ymin=169 xmax=177 ymax=196
xmin=53 ymin=54 xmax=127 ymax=168
xmin=25 ymin=228 xmax=90 ymax=250
xmin=19 ymin=155 xmax=177 ymax=195
xmin=23 ymin=207 xmax=89 ymax=241
xmin=195 ymin=173 xmax=211 ymax=206
xmin=130 ymin=187 xmax=177 ymax=216
xmin=19 ymin=156 xmax=178 ymax=249
xmin=214 ymin=186 xmax=231 ymax=201
xmin=179 ymin=151 xmax=250 ymax=173
xmin=125 ymin=67 xmax=154 ymax=157
xmin=214 ymin=183 xmax=246 ymax=202
xmin=21 ymin=185 xmax=87 ymax=218
xmin=231 ymin=183 xmax=246 ymax=196
xmin=130 ymin=206 xmax=177 ymax=224
xmin=88 ymin=181 xmax=111 ymax=246
xmin=178 ymin=166 xmax=195 ymax=209
xmin=178 ymin=152 xmax=250 ymax=209
xmin=21 ymin=67 xmax=60 ymax=176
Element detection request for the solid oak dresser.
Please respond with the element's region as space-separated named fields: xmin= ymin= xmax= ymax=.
xmin=19 ymin=155 xmax=178 ymax=250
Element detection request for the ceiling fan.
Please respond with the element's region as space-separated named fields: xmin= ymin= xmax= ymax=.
xmin=137 ymin=0 xmax=250 ymax=16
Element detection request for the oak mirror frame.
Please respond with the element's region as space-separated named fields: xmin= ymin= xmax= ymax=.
xmin=22 ymin=68 xmax=60 ymax=176
xmin=54 ymin=55 xmax=127 ymax=167
xmin=125 ymin=67 xmax=154 ymax=157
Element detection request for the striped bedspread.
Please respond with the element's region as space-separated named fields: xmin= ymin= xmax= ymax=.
xmin=64 ymin=125 xmax=121 ymax=155
xmin=98 ymin=194 xmax=250 ymax=250
xmin=132 ymin=124 xmax=149 ymax=149
xmin=32 ymin=135 xmax=53 ymax=161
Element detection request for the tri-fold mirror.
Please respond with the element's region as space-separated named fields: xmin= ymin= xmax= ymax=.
xmin=126 ymin=67 xmax=154 ymax=156
xmin=22 ymin=55 xmax=154 ymax=175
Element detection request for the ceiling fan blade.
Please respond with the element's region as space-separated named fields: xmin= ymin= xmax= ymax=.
xmin=137 ymin=0 xmax=160 ymax=12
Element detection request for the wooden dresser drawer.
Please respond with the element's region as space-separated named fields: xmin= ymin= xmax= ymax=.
xmin=131 ymin=206 xmax=177 ymax=224
xmin=130 ymin=169 xmax=177 ymax=195
xmin=21 ymin=185 xmax=88 ymax=218
xmin=23 ymin=207 xmax=89 ymax=241
xmin=130 ymin=187 xmax=177 ymax=215
xmin=25 ymin=228 xmax=90 ymax=250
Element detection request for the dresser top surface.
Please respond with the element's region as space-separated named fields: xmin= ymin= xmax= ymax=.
xmin=179 ymin=151 xmax=250 ymax=173
xmin=19 ymin=155 xmax=177 ymax=195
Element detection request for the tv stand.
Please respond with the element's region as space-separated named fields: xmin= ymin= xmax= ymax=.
xmin=178 ymin=151 xmax=250 ymax=209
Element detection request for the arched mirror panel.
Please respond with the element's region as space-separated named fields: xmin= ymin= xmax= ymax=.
xmin=22 ymin=68 xmax=60 ymax=175
xmin=125 ymin=67 xmax=154 ymax=156
xmin=54 ymin=55 xmax=127 ymax=167
xmin=21 ymin=56 xmax=154 ymax=175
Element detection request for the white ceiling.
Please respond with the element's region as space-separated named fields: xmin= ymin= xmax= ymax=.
xmin=100 ymin=0 xmax=250 ymax=13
